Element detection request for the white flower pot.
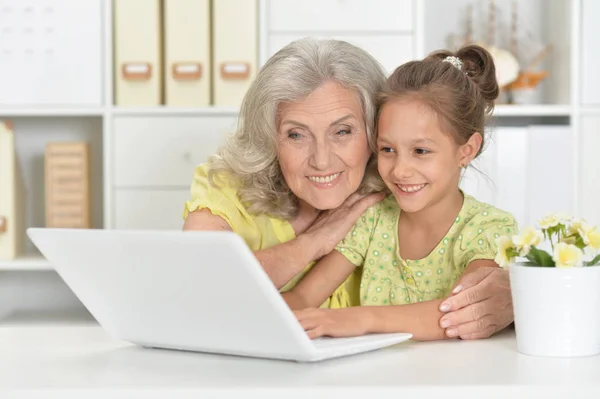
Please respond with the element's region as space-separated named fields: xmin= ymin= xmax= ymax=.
xmin=510 ymin=263 xmax=600 ymax=357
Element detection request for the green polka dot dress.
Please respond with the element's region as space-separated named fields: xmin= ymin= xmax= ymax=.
xmin=336 ymin=194 xmax=518 ymax=306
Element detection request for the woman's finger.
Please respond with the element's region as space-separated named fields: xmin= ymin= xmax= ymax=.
xmin=439 ymin=299 xmax=494 ymax=329
xmin=439 ymin=273 xmax=495 ymax=314
xmin=444 ymin=314 xmax=498 ymax=338
xmin=349 ymin=192 xmax=385 ymax=216
xmin=459 ymin=327 xmax=498 ymax=340
xmin=341 ymin=192 xmax=368 ymax=209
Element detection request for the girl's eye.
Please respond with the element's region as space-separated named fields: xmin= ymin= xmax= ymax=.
xmin=379 ymin=146 xmax=395 ymax=153
xmin=414 ymin=148 xmax=430 ymax=155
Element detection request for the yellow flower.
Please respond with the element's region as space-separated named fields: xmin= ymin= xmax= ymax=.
xmin=495 ymin=236 xmax=515 ymax=269
xmin=578 ymin=225 xmax=600 ymax=251
xmin=568 ymin=218 xmax=588 ymax=235
xmin=538 ymin=212 xmax=572 ymax=229
xmin=552 ymin=242 xmax=584 ymax=268
xmin=511 ymin=226 xmax=543 ymax=256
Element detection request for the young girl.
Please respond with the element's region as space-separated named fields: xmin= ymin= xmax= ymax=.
xmin=282 ymin=44 xmax=518 ymax=341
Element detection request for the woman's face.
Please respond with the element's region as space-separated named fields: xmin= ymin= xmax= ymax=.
xmin=276 ymin=81 xmax=371 ymax=211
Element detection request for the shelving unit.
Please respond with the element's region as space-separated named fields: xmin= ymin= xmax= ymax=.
xmin=0 ymin=108 xmax=106 ymax=117
xmin=1 ymin=0 xmax=597 ymax=316
xmin=110 ymin=107 xmax=239 ymax=117
xmin=492 ymin=105 xmax=572 ymax=117
xmin=0 ymin=256 xmax=52 ymax=271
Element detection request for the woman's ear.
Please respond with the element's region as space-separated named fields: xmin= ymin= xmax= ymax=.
xmin=459 ymin=132 xmax=483 ymax=167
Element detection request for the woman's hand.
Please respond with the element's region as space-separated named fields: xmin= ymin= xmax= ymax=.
xmin=294 ymin=308 xmax=371 ymax=339
xmin=303 ymin=192 xmax=385 ymax=259
xmin=438 ymin=266 xmax=513 ymax=340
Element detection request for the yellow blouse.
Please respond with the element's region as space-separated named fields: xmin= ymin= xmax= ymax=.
xmin=336 ymin=194 xmax=518 ymax=305
xmin=183 ymin=163 xmax=360 ymax=308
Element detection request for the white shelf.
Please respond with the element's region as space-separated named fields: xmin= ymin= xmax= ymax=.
xmin=0 ymin=105 xmax=572 ymax=118
xmin=0 ymin=256 xmax=53 ymax=271
xmin=492 ymin=105 xmax=572 ymax=117
xmin=0 ymin=107 xmax=106 ymax=117
xmin=580 ymin=107 xmax=600 ymax=116
xmin=111 ymin=106 xmax=240 ymax=117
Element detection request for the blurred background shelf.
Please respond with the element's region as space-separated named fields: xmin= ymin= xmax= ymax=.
xmin=493 ymin=105 xmax=572 ymax=117
xmin=0 ymin=256 xmax=53 ymax=271
xmin=111 ymin=106 xmax=240 ymax=117
xmin=0 ymin=108 xmax=106 ymax=117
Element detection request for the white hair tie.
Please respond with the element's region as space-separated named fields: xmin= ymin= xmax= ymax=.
xmin=442 ymin=56 xmax=463 ymax=71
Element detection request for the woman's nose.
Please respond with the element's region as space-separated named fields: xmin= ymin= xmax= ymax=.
xmin=309 ymin=142 xmax=332 ymax=170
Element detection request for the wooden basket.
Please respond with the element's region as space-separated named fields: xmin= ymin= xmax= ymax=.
xmin=44 ymin=142 xmax=91 ymax=228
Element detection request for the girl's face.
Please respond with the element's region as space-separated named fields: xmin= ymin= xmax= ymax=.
xmin=376 ymin=98 xmax=481 ymax=214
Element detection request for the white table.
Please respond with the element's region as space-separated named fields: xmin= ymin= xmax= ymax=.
xmin=2 ymin=315 xmax=600 ymax=399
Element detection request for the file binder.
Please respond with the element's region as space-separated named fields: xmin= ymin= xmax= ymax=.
xmin=164 ymin=0 xmax=211 ymax=106
xmin=114 ymin=0 xmax=163 ymax=106
xmin=0 ymin=121 xmax=26 ymax=260
xmin=212 ymin=0 xmax=258 ymax=106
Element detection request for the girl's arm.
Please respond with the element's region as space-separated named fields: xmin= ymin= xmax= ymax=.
xmin=282 ymin=250 xmax=357 ymax=309
xmin=295 ymin=260 xmax=497 ymax=341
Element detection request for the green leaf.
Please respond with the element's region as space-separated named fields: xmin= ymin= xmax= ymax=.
xmin=575 ymin=235 xmax=586 ymax=250
xmin=588 ymin=254 xmax=600 ymax=266
xmin=525 ymin=249 xmax=541 ymax=265
xmin=527 ymin=247 xmax=555 ymax=267
xmin=522 ymin=260 xmax=538 ymax=267
xmin=507 ymin=247 xmax=519 ymax=259
xmin=561 ymin=234 xmax=576 ymax=245
xmin=537 ymin=250 xmax=555 ymax=267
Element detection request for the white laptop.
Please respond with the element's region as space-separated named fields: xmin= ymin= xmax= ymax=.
xmin=27 ymin=228 xmax=411 ymax=362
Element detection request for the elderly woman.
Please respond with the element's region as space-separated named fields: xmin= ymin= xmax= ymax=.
xmin=183 ymin=38 xmax=513 ymax=338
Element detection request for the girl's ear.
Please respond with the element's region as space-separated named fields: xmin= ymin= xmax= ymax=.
xmin=458 ymin=132 xmax=483 ymax=167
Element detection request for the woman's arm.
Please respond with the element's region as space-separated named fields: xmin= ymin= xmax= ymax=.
xmin=183 ymin=209 xmax=320 ymax=289
xmin=282 ymin=250 xmax=357 ymax=309
xmin=183 ymin=192 xmax=383 ymax=290
xmin=294 ymin=260 xmax=498 ymax=341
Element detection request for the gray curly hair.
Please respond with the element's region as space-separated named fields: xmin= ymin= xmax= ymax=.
xmin=209 ymin=38 xmax=387 ymax=220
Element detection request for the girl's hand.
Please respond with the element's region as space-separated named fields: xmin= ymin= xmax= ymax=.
xmin=303 ymin=192 xmax=385 ymax=259
xmin=294 ymin=308 xmax=372 ymax=339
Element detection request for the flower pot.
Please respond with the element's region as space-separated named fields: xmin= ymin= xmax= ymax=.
xmin=509 ymin=263 xmax=600 ymax=357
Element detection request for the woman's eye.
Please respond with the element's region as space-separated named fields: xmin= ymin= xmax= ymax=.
xmin=336 ymin=129 xmax=351 ymax=136
xmin=414 ymin=148 xmax=430 ymax=155
xmin=287 ymin=132 xmax=302 ymax=140
xmin=379 ymin=146 xmax=394 ymax=153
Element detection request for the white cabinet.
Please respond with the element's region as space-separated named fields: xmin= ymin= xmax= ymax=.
xmin=264 ymin=0 xmax=417 ymax=74
xmin=111 ymin=115 xmax=237 ymax=229
xmin=114 ymin=189 xmax=190 ymax=230
xmin=581 ymin=0 xmax=600 ymax=105
xmin=580 ymin=116 xmax=600 ymax=226
xmin=267 ymin=0 xmax=414 ymax=32
xmin=113 ymin=116 xmax=236 ymax=187
xmin=268 ymin=34 xmax=414 ymax=74
xmin=0 ymin=0 xmax=103 ymax=106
